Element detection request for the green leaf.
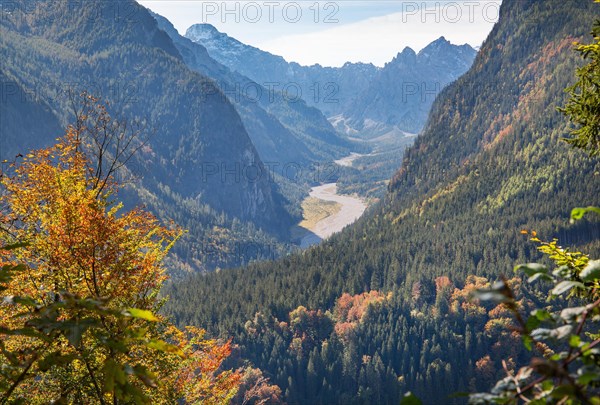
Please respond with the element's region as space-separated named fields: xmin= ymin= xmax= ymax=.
xmin=133 ymin=365 xmax=157 ymax=388
xmin=523 ymin=334 xmax=533 ymax=351
xmin=0 ymin=326 xmax=50 ymax=341
xmin=125 ymin=308 xmax=159 ymax=322
xmin=528 ymin=272 xmax=553 ymax=283
xmin=38 ymin=352 xmax=77 ymax=372
xmin=571 ymin=206 xmax=600 ymax=220
xmin=577 ymin=371 xmax=600 ymax=385
xmin=525 ymin=316 xmax=541 ymax=332
xmin=470 ymin=283 xmax=512 ymax=303
xmin=59 ymin=318 xmax=98 ymax=346
xmin=0 ymin=242 xmax=30 ymax=250
xmin=552 ymin=265 xmax=570 ymax=277
xmin=10 ymin=296 xmax=39 ymax=307
xmin=515 ymin=263 xmax=548 ymax=276
xmin=580 ymin=260 xmax=600 ymax=282
xmin=103 ymin=359 xmax=127 ymax=393
xmin=101 ymin=336 xmax=129 ymax=354
xmin=0 ymin=264 xmax=27 ymax=286
xmin=146 ymin=339 xmax=184 ymax=357
xmin=532 ymin=309 xmax=552 ymax=321
xmin=569 ymin=335 xmax=581 ymax=348
xmin=551 ymin=281 xmax=584 ymax=295
xmin=541 ymin=380 xmax=554 ymax=391
xmin=551 ymin=384 xmax=575 ymax=398
xmin=103 ymin=359 xmax=118 ymax=393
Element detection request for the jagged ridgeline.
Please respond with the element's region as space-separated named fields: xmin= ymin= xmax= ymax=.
xmin=343 ymin=37 xmax=476 ymax=136
xmin=185 ymin=23 xmax=380 ymax=119
xmin=164 ymin=0 xmax=600 ymax=403
xmin=0 ymin=0 xmax=299 ymax=275
xmin=185 ymin=23 xmax=477 ymax=138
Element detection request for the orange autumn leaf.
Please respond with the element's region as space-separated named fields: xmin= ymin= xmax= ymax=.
xmin=0 ymin=100 xmax=240 ymax=404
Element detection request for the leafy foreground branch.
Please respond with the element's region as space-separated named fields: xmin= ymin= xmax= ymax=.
xmin=0 ymin=111 xmax=240 ymax=403
xmin=470 ymin=232 xmax=600 ymax=404
xmin=558 ymin=18 xmax=600 ymax=156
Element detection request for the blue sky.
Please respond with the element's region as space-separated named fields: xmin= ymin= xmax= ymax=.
xmin=140 ymin=1 xmax=501 ymax=67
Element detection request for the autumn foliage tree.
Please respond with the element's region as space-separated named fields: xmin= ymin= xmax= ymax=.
xmin=0 ymin=95 xmax=240 ymax=403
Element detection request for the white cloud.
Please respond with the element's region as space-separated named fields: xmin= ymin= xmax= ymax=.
xmin=258 ymin=2 xmax=499 ymax=67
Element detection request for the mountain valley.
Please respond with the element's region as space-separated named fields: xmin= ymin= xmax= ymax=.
xmin=1 ymin=0 xmax=599 ymax=403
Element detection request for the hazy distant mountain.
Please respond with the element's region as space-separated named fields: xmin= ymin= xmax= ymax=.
xmin=153 ymin=14 xmax=352 ymax=171
xmin=342 ymin=37 xmax=477 ymax=137
xmin=185 ymin=24 xmax=475 ymax=137
xmin=151 ymin=13 xmax=312 ymax=167
xmin=185 ymin=23 xmax=380 ymax=117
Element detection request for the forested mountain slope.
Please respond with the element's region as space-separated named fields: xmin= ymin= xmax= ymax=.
xmin=151 ymin=12 xmax=352 ymax=170
xmin=0 ymin=0 xmax=294 ymax=274
xmin=165 ymin=0 xmax=600 ymax=402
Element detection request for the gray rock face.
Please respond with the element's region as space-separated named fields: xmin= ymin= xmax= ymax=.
xmin=344 ymin=37 xmax=477 ymax=136
xmin=185 ymin=25 xmax=475 ymax=137
xmin=185 ymin=23 xmax=380 ymax=117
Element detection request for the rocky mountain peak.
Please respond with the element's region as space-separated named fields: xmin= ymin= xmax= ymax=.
xmin=185 ymin=23 xmax=222 ymax=41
